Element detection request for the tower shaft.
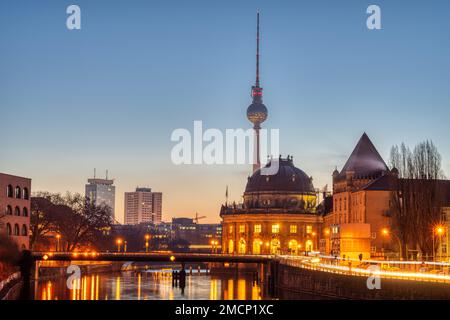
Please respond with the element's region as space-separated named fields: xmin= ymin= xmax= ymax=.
xmin=253 ymin=127 xmax=261 ymax=173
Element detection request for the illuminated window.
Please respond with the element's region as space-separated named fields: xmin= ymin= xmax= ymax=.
xmin=290 ymin=225 xmax=297 ymax=234
xmin=239 ymin=225 xmax=245 ymax=233
xmin=254 ymin=224 xmax=261 ymax=234
xmin=272 ymin=224 xmax=280 ymax=234
xmin=306 ymin=225 xmax=312 ymax=234
xmin=229 ymin=225 xmax=233 ymax=234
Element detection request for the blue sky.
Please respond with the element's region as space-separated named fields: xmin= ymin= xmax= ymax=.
xmin=1 ymin=0 xmax=449 ymax=223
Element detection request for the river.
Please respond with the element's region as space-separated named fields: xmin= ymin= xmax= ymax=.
xmin=34 ymin=269 xmax=266 ymax=300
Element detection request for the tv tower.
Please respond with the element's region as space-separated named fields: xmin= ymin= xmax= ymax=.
xmin=246 ymin=11 xmax=268 ymax=173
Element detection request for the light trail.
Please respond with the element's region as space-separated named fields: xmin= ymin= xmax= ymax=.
xmin=279 ymin=255 xmax=450 ymax=283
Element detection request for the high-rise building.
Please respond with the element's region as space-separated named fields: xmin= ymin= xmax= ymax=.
xmin=124 ymin=187 xmax=162 ymax=225
xmin=0 ymin=173 xmax=31 ymax=250
xmin=85 ymin=172 xmax=116 ymax=221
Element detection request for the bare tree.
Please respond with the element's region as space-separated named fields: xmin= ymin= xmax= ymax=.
xmin=389 ymin=140 xmax=445 ymax=259
xmin=30 ymin=192 xmax=59 ymax=249
xmin=30 ymin=192 xmax=112 ymax=252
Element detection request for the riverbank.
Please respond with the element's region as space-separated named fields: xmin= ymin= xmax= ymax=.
xmin=0 ymin=272 xmax=22 ymax=300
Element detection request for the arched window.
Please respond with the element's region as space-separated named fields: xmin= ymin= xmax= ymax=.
xmin=6 ymin=205 xmax=12 ymax=215
xmin=14 ymin=224 xmax=20 ymax=236
xmin=14 ymin=206 xmax=20 ymax=216
xmin=23 ymin=188 xmax=29 ymax=200
xmin=6 ymin=185 xmax=13 ymax=197
xmin=238 ymin=238 xmax=246 ymax=254
xmin=21 ymin=224 xmax=28 ymax=236
xmin=228 ymin=239 xmax=234 ymax=254
xmin=15 ymin=186 xmax=21 ymax=199
xmin=6 ymin=223 xmax=12 ymax=235
xmin=22 ymin=207 xmax=28 ymax=217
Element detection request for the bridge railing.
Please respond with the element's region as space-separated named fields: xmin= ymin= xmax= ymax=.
xmin=277 ymin=254 xmax=450 ymax=284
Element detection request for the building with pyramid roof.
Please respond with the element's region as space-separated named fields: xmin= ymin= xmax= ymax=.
xmin=321 ymin=133 xmax=398 ymax=259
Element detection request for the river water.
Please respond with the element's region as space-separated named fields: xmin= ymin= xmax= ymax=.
xmin=34 ymin=270 xmax=266 ymax=300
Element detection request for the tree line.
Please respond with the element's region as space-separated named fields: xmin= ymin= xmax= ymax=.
xmin=389 ymin=140 xmax=447 ymax=260
xmin=30 ymin=192 xmax=112 ymax=251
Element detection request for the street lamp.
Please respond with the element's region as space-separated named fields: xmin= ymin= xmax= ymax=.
xmin=55 ymin=234 xmax=61 ymax=252
xmin=145 ymin=234 xmax=150 ymax=253
xmin=434 ymin=225 xmax=445 ymax=261
xmin=116 ymin=238 xmax=123 ymax=252
xmin=381 ymin=228 xmax=403 ymax=260
xmin=124 ymin=240 xmax=127 ymax=253
xmin=210 ymin=240 xmax=216 ymax=253
xmin=311 ymin=232 xmax=317 ymax=252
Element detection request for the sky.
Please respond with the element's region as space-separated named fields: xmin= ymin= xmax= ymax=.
xmin=1 ymin=0 xmax=450 ymax=223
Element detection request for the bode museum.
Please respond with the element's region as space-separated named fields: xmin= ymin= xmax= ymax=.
xmin=220 ymin=156 xmax=323 ymax=256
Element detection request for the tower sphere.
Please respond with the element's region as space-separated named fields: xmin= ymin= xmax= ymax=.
xmin=247 ymin=102 xmax=268 ymax=126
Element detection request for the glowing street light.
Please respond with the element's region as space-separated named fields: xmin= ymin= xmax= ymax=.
xmin=436 ymin=226 xmax=445 ymax=236
xmin=145 ymin=234 xmax=150 ymax=252
xmin=211 ymin=240 xmax=219 ymax=253
xmin=434 ymin=225 xmax=445 ymax=261
xmin=381 ymin=227 xmax=403 ymax=260
xmin=116 ymin=238 xmax=123 ymax=252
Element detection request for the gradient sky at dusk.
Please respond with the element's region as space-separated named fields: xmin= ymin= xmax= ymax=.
xmin=1 ymin=0 xmax=449 ymax=223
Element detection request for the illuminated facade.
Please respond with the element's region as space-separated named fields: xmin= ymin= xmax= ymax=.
xmin=221 ymin=157 xmax=322 ymax=255
xmin=322 ymin=133 xmax=399 ymax=259
xmin=0 ymin=172 xmax=31 ymax=250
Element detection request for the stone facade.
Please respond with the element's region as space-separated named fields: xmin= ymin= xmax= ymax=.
xmin=221 ymin=211 xmax=322 ymax=255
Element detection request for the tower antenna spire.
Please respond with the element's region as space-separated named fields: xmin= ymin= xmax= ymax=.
xmin=256 ymin=10 xmax=260 ymax=87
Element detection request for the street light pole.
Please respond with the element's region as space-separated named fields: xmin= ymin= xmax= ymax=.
xmin=56 ymin=234 xmax=61 ymax=252
xmin=145 ymin=234 xmax=150 ymax=253
xmin=382 ymin=228 xmax=403 ymax=260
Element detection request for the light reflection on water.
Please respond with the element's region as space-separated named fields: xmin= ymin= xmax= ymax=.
xmin=35 ymin=270 xmax=264 ymax=300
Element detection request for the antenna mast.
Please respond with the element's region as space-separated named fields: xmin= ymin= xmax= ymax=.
xmin=256 ymin=10 xmax=260 ymax=87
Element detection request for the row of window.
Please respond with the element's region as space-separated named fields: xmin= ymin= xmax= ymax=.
xmin=5 ymin=223 xmax=28 ymax=236
xmin=5 ymin=185 xmax=29 ymax=200
xmin=4 ymin=205 xmax=28 ymax=217
xmin=334 ymin=194 xmax=365 ymax=212
xmin=230 ymin=224 xmax=314 ymax=235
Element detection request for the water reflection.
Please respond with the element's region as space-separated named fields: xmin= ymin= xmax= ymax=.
xmin=35 ymin=270 xmax=265 ymax=300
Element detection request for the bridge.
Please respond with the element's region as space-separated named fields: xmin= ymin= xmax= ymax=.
xmin=30 ymin=252 xmax=273 ymax=264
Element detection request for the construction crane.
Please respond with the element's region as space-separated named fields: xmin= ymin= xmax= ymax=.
xmin=193 ymin=212 xmax=206 ymax=224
